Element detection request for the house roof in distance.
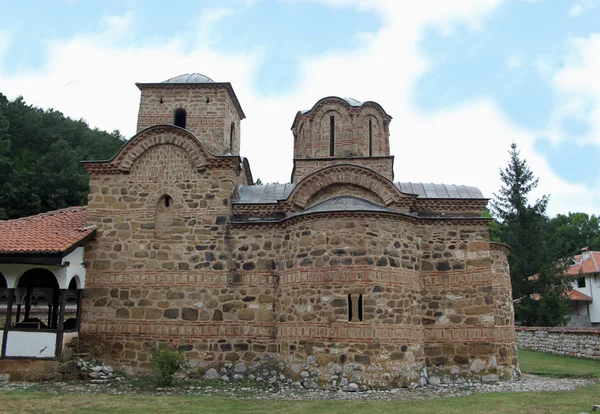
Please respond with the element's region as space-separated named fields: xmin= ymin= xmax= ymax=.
xmin=566 ymin=250 xmax=600 ymax=275
xmin=0 ymin=207 xmax=95 ymax=255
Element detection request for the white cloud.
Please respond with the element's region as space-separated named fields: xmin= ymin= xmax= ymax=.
xmin=0 ymin=1 xmax=599 ymax=216
xmin=569 ymin=0 xmax=597 ymax=17
xmin=195 ymin=7 xmax=232 ymax=45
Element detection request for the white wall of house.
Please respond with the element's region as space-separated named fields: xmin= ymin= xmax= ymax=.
xmin=572 ymin=273 xmax=600 ymax=324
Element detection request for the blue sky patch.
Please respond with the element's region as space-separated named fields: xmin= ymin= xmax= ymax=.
xmin=0 ymin=0 xmax=380 ymax=94
xmin=413 ymin=0 xmax=600 ymax=185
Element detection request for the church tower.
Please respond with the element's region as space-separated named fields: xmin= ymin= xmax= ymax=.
xmin=290 ymin=96 xmax=393 ymax=184
xmin=135 ymin=73 xmax=245 ymax=155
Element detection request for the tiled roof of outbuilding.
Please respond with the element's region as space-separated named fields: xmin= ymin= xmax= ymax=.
xmin=0 ymin=207 xmax=95 ymax=255
xmin=235 ymin=182 xmax=484 ymax=204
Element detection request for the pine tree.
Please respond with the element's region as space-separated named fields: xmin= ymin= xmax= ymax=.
xmin=491 ymin=143 xmax=569 ymax=326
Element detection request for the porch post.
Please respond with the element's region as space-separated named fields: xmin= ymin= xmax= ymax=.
xmin=75 ymin=289 xmax=83 ymax=330
xmin=24 ymin=285 xmax=32 ymax=319
xmin=47 ymin=304 xmax=52 ymax=327
xmin=51 ymin=289 xmax=59 ymax=329
xmin=1 ymin=289 xmax=15 ymax=358
xmin=55 ymin=289 xmax=67 ymax=360
xmin=15 ymin=304 xmax=21 ymax=324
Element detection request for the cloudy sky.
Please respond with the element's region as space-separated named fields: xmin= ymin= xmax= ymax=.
xmin=1 ymin=0 xmax=600 ymax=216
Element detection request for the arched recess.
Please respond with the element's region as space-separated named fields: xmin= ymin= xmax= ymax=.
xmin=68 ymin=276 xmax=82 ymax=290
xmin=286 ymin=164 xmax=412 ymax=210
xmin=0 ymin=272 xmax=7 ymax=289
xmin=16 ymin=268 xmax=60 ymax=329
xmin=155 ymin=194 xmax=173 ymax=237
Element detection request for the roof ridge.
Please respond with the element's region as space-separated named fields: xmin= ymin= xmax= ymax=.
xmin=591 ymin=251 xmax=600 ymax=272
xmin=0 ymin=206 xmax=87 ymax=224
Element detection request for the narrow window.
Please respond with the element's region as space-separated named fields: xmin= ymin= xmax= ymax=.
xmin=229 ymin=122 xmax=235 ymax=151
xmin=174 ymin=108 xmax=187 ymax=128
xmin=577 ymin=277 xmax=586 ymax=288
xmin=348 ymin=294 xmax=353 ymax=322
xmin=329 ymin=115 xmax=335 ymax=157
xmin=358 ymin=294 xmax=363 ymax=321
xmin=368 ymin=119 xmax=373 ymax=157
xmin=155 ymin=195 xmax=173 ymax=237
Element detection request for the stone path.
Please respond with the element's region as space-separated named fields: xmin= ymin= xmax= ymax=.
xmin=0 ymin=374 xmax=595 ymax=401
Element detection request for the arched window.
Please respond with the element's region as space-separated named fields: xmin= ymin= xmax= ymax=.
xmin=348 ymin=293 xmax=363 ymax=322
xmin=229 ymin=122 xmax=235 ymax=152
xmin=173 ymin=108 xmax=187 ymax=129
xmin=329 ymin=115 xmax=335 ymax=157
xmin=155 ymin=195 xmax=173 ymax=237
xmin=368 ymin=119 xmax=373 ymax=157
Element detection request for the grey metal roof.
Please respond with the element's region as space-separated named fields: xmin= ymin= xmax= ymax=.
xmin=162 ymin=73 xmax=214 ymax=84
xmin=236 ymin=183 xmax=295 ymax=204
xmin=235 ymin=181 xmax=484 ymax=205
xmin=293 ymin=196 xmax=395 ymax=216
xmin=395 ymin=182 xmax=484 ymax=199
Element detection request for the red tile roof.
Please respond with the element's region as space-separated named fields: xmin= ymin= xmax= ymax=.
xmin=0 ymin=207 xmax=95 ymax=255
xmin=565 ymin=251 xmax=600 ymax=276
xmin=567 ymin=289 xmax=593 ymax=302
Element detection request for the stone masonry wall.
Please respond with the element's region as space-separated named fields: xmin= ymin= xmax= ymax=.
xmin=418 ymin=225 xmax=517 ymax=383
xmin=516 ymin=328 xmax=600 ymax=359
xmin=81 ymin=142 xmax=278 ymax=369
xmin=136 ymin=87 xmax=240 ymax=155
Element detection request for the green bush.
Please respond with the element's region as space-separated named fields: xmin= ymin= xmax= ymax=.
xmin=149 ymin=342 xmax=186 ymax=387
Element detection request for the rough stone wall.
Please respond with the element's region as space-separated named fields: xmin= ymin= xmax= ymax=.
xmin=417 ymin=225 xmax=517 ymax=382
xmin=81 ymin=142 xmax=266 ymax=369
xmin=516 ymin=328 xmax=600 ymax=359
xmin=136 ymin=87 xmax=240 ymax=155
xmin=292 ymin=157 xmax=394 ymax=184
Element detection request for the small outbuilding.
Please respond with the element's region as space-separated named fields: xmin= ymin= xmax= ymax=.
xmin=0 ymin=207 xmax=95 ymax=360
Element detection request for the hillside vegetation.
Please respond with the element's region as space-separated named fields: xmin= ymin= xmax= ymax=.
xmin=0 ymin=93 xmax=126 ymax=219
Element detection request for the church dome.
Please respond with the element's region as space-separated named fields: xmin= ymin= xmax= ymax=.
xmin=162 ymin=73 xmax=215 ymax=84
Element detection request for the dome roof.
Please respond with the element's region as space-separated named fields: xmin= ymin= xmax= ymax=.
xmin=162 ymin=73 xmax=215 ymax=84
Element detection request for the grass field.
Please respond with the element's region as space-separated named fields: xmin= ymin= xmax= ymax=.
xmin=1 ymin=350 xmax=599 ymax=414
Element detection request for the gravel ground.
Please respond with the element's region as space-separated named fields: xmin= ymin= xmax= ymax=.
xmin=0 ymin=374 xmax=596 ymax=401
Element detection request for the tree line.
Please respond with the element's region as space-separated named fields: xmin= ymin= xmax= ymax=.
xmin=0 ymin=93 xmax=126 ymax=219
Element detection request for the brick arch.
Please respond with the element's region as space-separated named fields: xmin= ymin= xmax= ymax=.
xmin=104 ymin=125 xmax=212 ymax=173
xmin=285 ymin=164 xmax=413 ymax=210
xmin=120 ymin=127 xmax=209 ymax=172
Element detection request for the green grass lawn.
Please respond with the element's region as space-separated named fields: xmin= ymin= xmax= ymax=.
xmin=1 ymin=350 xmax=599 ymax=414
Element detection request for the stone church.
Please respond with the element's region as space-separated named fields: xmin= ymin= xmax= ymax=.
xmin=75 ymin=73 xmax=517 ymax=386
